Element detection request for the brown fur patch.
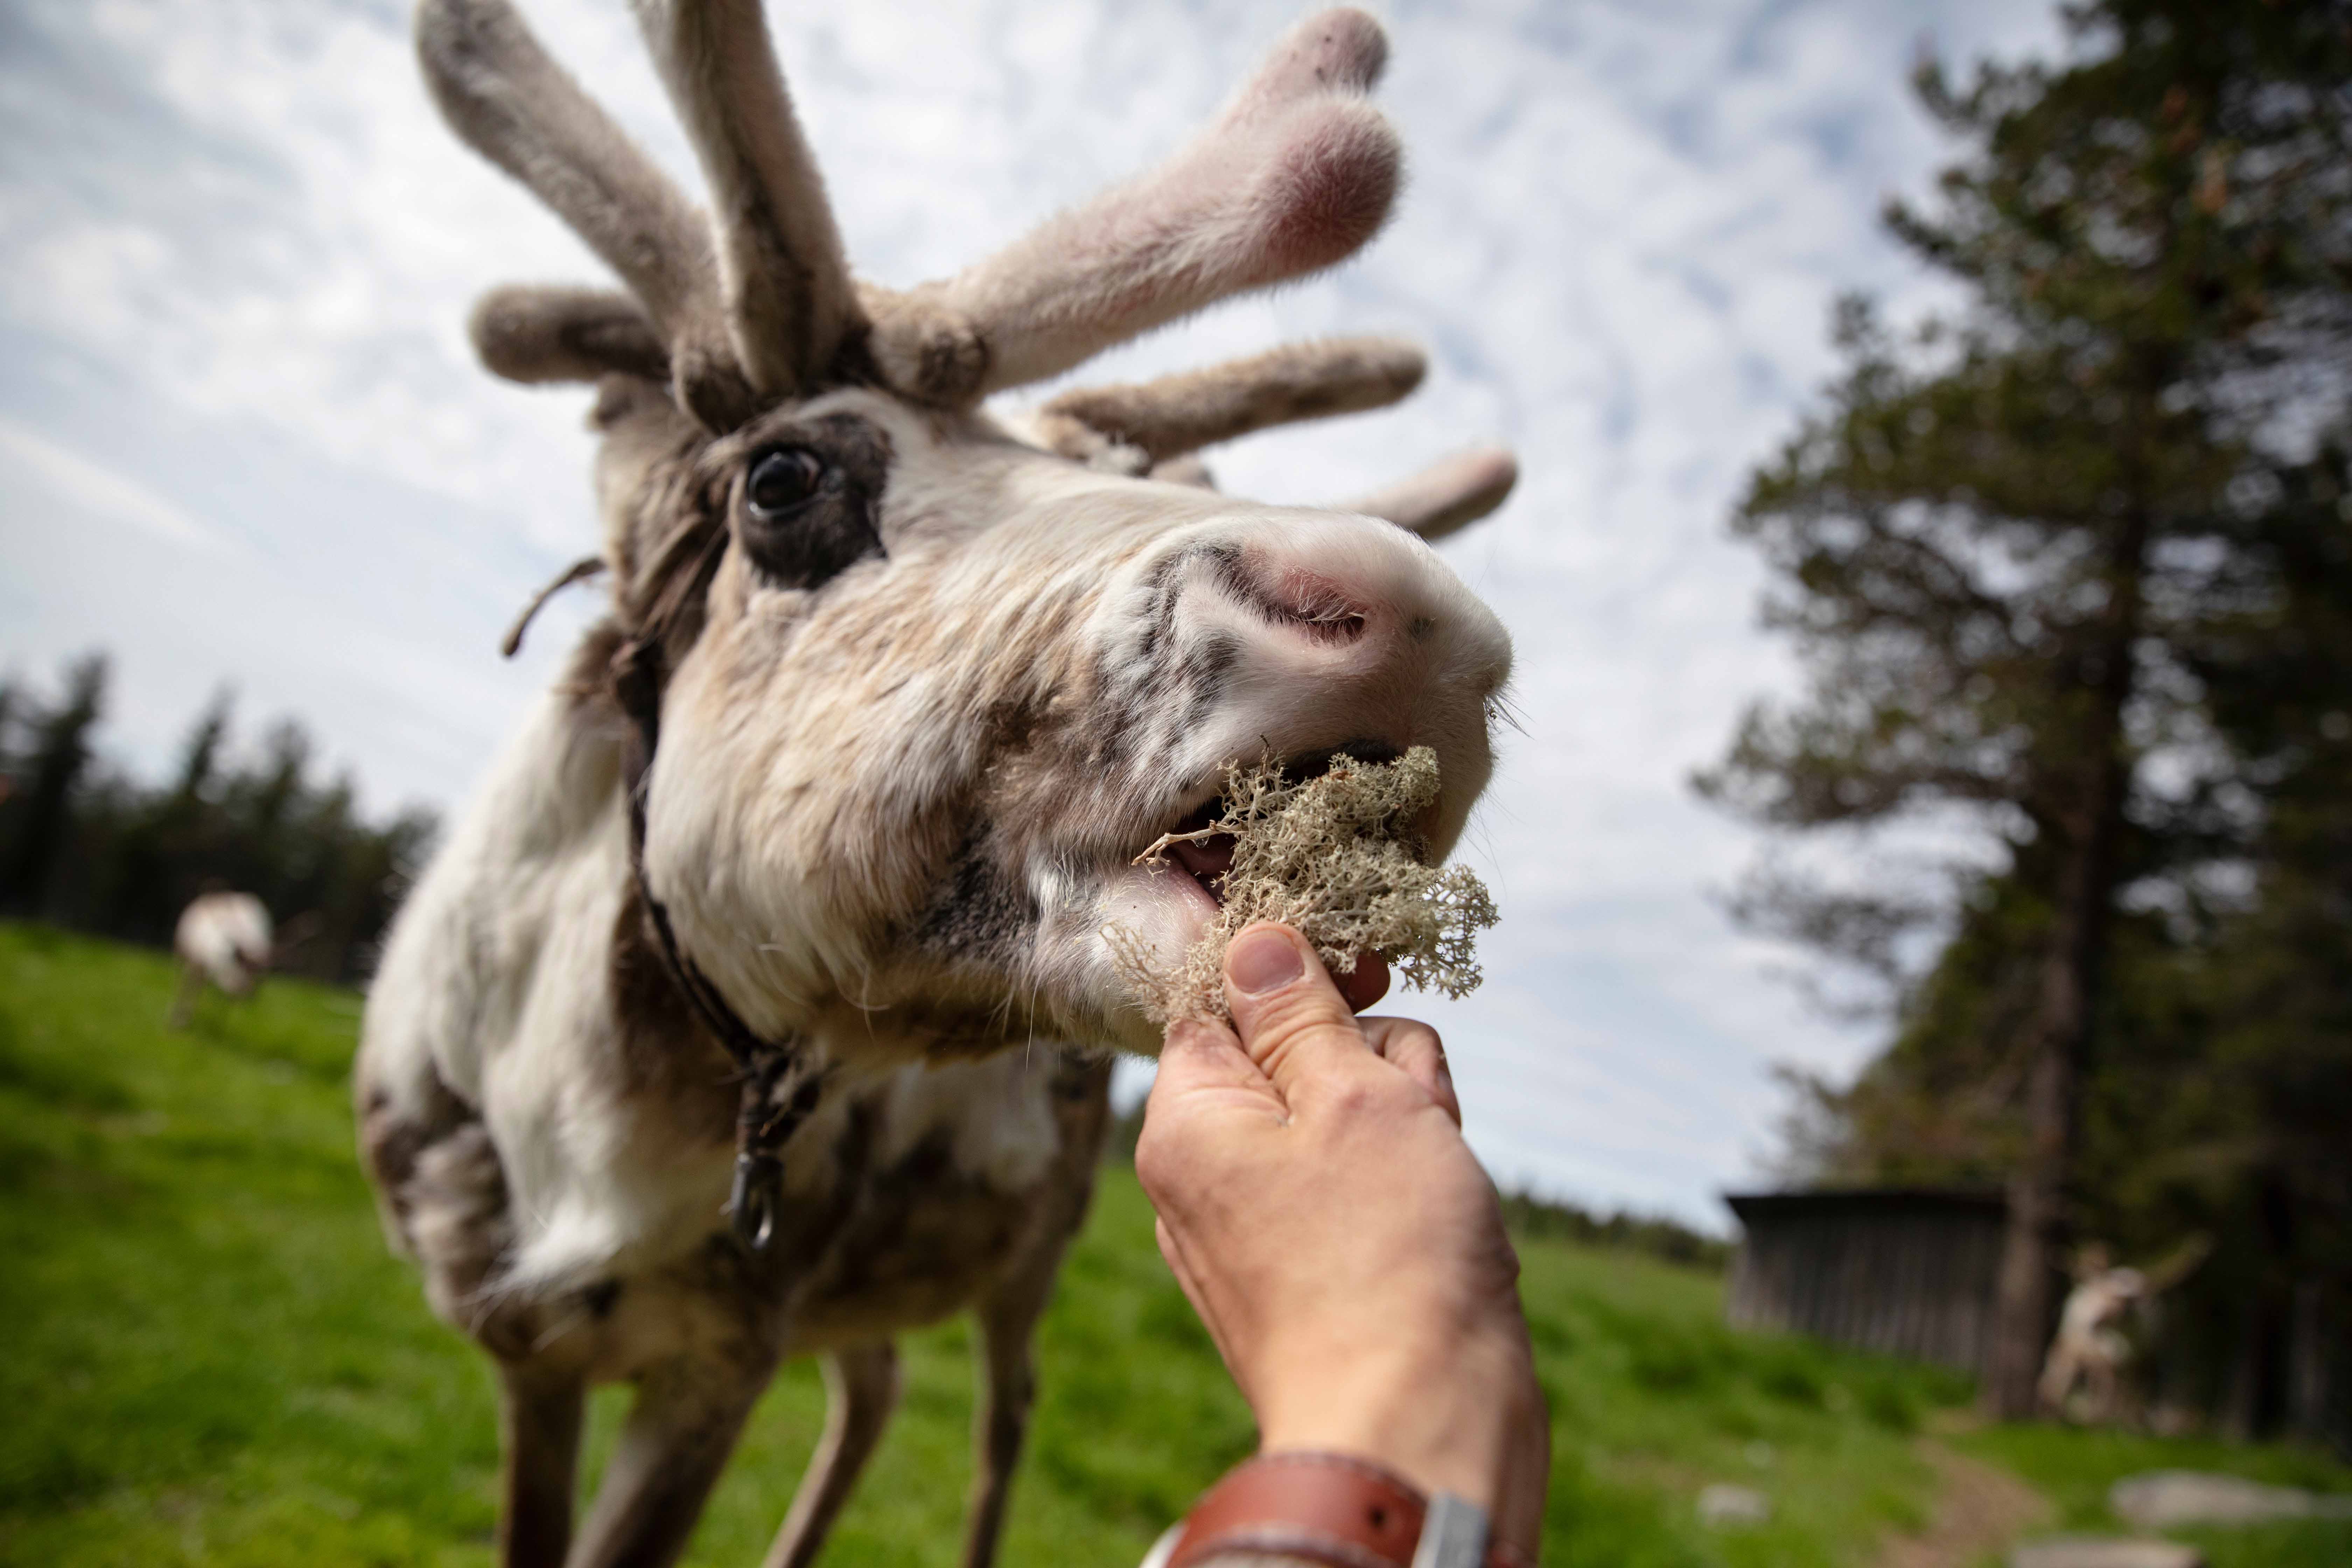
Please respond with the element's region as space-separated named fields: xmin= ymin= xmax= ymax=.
xmin=790 ymin=1053 xmax=1112 ymax=1344
xmin=356 ymin=1064 xmax=476 ymax=1256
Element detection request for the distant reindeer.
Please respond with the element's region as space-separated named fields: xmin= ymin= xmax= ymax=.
xmin=170 ymin=890 xmax=320 ymax=1027
xmin=169 ymin=890 xmax=273 ymax=1028
xmin=2038 ymin=1238 xmax=2210 ymax=1425
xmin=357 ymin=4 xmax=1518 ymax=1566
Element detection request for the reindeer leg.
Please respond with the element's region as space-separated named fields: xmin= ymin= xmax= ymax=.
xmin=168 ymin=961 xmax=202 ymax=1030
xmin=2085 ymin=1354 xmax=2118 ymax=1426
xmin=568 ymin=1354 xmax=772 ymax=1568
xmin=2036 ymin=1342 xmax=2077 ymax=1415
xmin=760 ymin=1341 xmax=901 ymax=1568
xmin=496 ymin=1360 xmax=585 ymax=1568
xmin=960 ymin=1271 xmax=1055 ymax=1568
xmin=961 ymin=1053 xmax=1115 ymax=1568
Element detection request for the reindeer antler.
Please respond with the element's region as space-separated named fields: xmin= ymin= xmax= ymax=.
xmin=628 ymin=0 xmax=862 ymax=400
xmin=1037 ymin=337 xmax=1424 ymax=468
xmin=416 ymin=0 xmax=756 ymax=428
xmin=865 ymin=8 xmax=1401 ymax=405
xmin=431 ymin=4 xmax=1417 ymax=438
xmin=469 ymin=285 xmax=669 ymax=385
xmin=1032 ymin=339 xmax=1518 ymax=537
xmin=1337 ymin=447 xmax=1519 ymax=540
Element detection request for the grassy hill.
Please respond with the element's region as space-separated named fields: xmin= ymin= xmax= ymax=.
xmin=1 ymin=922 xmax=2344 ymax=1567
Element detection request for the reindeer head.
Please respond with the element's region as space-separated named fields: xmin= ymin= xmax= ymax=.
xmin=425 ymin=0 xmax=1517 ymax=1061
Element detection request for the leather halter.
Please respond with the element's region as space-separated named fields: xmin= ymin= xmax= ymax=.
xmin=604 ymin=525 xmax=824 ymax=1254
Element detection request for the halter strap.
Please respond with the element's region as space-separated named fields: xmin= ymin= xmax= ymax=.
xmin=607 ymin=544 xmax=823 ymax=1254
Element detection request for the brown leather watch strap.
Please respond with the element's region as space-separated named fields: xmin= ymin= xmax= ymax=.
xmin=1164 ymin=1451 xmax=1534 ymax=1568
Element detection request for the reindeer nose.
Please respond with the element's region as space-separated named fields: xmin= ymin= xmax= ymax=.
xmin=1211 ymin=553 xmax=1374 ymax=646
xmin=1206 ymin=516 xmax=1504 ymax=673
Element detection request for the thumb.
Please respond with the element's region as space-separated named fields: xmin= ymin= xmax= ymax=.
xmin=1223 ymin=923 xmax=1371 ymax=1098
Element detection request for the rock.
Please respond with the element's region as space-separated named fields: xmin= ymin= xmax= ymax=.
xmin=1696 ymin=1483 xmax=1770 ymax=1526
xmin=2110 ymin=1470 xmax=2352 ymax=1528
xmin=2008 ymin=1538 xmax=2203 ymax=1568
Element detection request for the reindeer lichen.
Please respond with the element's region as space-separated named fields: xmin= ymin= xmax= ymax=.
xmin=1114 ymin=746 xmax=1498 ymax=1023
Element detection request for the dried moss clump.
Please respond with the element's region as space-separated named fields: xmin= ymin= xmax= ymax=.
xmin=1115 ymin=746 xmax=1498 ymax=1023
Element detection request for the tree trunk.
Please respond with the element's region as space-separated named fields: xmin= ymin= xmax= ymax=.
xmin=1982 ymin=817 xmax=2111 ymax=1418
xmin=1981 ymin=498 xmax=2152 ymax=1420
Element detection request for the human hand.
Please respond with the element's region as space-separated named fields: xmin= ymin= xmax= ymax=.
xmin=1135 ymin=922 xmax=1548 ymax=1556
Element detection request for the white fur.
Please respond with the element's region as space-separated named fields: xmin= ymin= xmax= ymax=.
xmin=174 ymin=892 xmax=272 ymax=993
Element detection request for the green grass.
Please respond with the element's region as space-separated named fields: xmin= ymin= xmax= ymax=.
xmin=2 ymin=921 xmax=2343 ymax=1567
xmin=1956 ymin=1424 xmax=2352 ymax=1568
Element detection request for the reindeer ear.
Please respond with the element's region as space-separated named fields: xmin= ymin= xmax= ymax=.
xmin=1338 ymin=447 xmax=1518 ymax=540
xmin=469 ymin=286 xmax=671 ymax=385
xmin=868 ymin=9 xmax=1402 ymax=405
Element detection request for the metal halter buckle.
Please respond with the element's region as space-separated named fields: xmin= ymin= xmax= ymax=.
xmin=728 ymin=1147 xmax=783 ymax=1252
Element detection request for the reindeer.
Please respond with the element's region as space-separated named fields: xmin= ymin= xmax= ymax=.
xmin=357 ymin=4 xmax=1519 ymax=1566
xmin=2038 ymin=1238 xmax=2211 ymax=1425
xmin=169 ymin=888 xmax=318 ymax=1027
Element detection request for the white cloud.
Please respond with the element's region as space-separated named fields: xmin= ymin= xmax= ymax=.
xmin=0 ymin=0 xmax=2070 ymax=1224
xmin=0 ymin=416 xmax=229 ymax=552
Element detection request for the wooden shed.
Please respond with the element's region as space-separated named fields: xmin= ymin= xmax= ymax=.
xmin=1723 ymin=1189 xmax=2007 ymax=1373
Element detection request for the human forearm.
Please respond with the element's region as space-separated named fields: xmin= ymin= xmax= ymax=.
xmin=1138 ymin=923 xmax=1550 ymax=1563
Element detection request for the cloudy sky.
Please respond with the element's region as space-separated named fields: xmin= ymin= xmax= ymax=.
xmin=1 ymin=0 xmax=2070 ymax=1227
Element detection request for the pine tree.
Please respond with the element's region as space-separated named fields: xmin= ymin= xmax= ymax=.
xmin=1702 ymin=0 xmax=2352 ymax=1418
xmin=0 ymin=653 xmax=109 ymax=915
xmin=171 ymin=690 xmax=233 ymax=807
xmin=2185 ymin=444 xmax=2352 ymax=1435
xmin=96 ymin=689 xmax=237 ymax=943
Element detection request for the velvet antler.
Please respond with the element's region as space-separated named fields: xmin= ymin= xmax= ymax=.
xmin=432 ymin=3 xmax=1422 ymax=450
xmin=415 ymin=0 xmax=756 ymax=428
xmin=1337 ymin=448 xmax=1519 ymax=540
xmin=469 ymin=285 xmax=670 ymax=385
xmin=1038 ymin=337 xmax=1424 ymax=466
xmin=864 ymin=9 xmax=1401 ymax=405
xmin=628 ymin=0 xmax=863 ymax=400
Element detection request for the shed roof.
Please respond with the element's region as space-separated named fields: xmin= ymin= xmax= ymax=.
xmin=1723 ymin=1189 xmax=2005 ymax=1225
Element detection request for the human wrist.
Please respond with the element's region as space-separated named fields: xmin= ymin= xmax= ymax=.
xmin=1252 ymin=1325 xmax=1532 ymax=1513
xmin=1161 ymin=1450 xmax=1538 ymax=1568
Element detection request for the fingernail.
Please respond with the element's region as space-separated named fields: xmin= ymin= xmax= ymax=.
xmin=1227 ymin=927 xmax=1304 ymax=994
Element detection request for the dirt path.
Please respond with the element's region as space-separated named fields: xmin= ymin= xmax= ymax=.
xmin=1877 ymin=1438 xmax=2051 ymax=1568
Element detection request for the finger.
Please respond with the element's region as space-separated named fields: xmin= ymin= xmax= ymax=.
xmin=1222 ymin=922 xmax=1380 ymax=1099
xmin=1358 ymin=1016 xmax=1461 ymax=1127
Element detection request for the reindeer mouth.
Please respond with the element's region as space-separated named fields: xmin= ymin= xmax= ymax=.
xmin=1145 ymin=740 xmax=1403 ymax=908
xmin=1105 ymin=738 xmax=1406 ymax=1019
xmin=1155 ymin=801 xmax=1237 ymax=903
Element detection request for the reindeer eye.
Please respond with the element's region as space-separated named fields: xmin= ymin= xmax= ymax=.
xmin=746 ymin=447 xmax=831 ymax=518
xmin=735 ymin=421 xmax=887 ymax=590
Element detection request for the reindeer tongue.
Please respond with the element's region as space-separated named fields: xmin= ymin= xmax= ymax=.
xmin=1167 ymin=833 xmax=1237 ymax=898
